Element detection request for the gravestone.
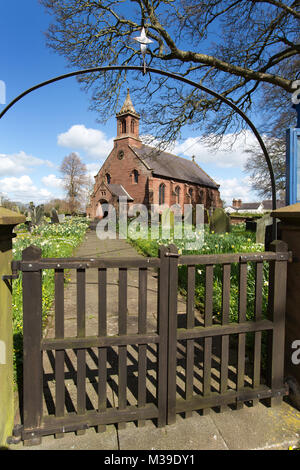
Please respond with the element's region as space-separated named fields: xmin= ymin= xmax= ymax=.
xmin=210 ymin=208 xmax=231 ymax=233
xmin=265 ymin=219 xmax=281 ymax=250
xmin=89 ymin=218 xmax=99 ymax=230
xmin=26 ymin=203 xmax=44 ymax=230
xmin=58 ymin=214 xmax=65 ymax=223
xmin=50 ymin=208 xmax=60 ymax=224
xmin=255 ymin=214 xmax=273 ymax=244
xmin=35 ymin=204 xmax=44 ymax=225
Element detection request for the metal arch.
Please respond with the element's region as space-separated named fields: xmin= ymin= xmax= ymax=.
xmin=0 ymin=64 xmax=277 ymax=236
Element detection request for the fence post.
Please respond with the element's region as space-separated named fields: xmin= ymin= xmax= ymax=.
xmin=22 ymin=245 xmax=43 ymax=445
xmin=267 ymin=240 xmax=288 ymax=406
xmin=271 ymin=204 xmax=300 ymax=409
xmin=0 ymin=208 xmax=25 ymax=447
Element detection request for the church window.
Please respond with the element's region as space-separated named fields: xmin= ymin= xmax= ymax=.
xmin=131 ymin=119 xmax=135 ymax=133
xmin=175 ymin=186 xmax=180 ymax=204
xmin=159 ymin=183 xmax=166 ymax=205
xmin=133 ymin=169 xmax=139 ymax=184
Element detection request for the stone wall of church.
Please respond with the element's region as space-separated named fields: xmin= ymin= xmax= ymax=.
xmin=87 ymin=141 xmax=151 ymax=218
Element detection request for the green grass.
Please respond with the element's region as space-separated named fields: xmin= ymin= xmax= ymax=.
xmin=12 ymin=217 xmax=89 ymax=385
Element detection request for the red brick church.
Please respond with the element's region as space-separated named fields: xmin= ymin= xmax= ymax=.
xmin=86 ymin=90 xmax=222 ymax=218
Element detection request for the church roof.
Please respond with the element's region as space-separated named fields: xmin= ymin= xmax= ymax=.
xmin=116 ymin=89 xmax=140 ymax=118
xmin=132 ymin=145 xmax=219 ymax=189
xmin=107 ymin=183 xmax=134 ymax=201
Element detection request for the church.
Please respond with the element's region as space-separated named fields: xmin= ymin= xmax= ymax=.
xmin=86 ymin=90 xmax=222 ymax=219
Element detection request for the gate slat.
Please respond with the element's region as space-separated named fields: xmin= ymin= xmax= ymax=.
xmin=157 ymin=247 xmax=169 ymax=427
xmin=237 ymin=262 xmax=247 ymax=410
xmin=98 ymin=268 xmax=107 ymax=433
xmin=203 ymin=264 xmax=213 ymax=415
xmin=138 ymin=268 xmax=148 ymax=427
xmin=76 ymin=268 xmax=86 ymax=434
xmin=185 ymin=265 xmax=195 ymax=418
xmin=118 ymin=268 xmax=127 ymax=429
xmin=253 ymin=262 xmax=263 ymax=405
xmin=167 ymin=244 xmax=178 ymax=425
xmin=220 ymin=264 xmax=231 ymax=412
xmin=55 ymin=269 xmax=65 ymax=438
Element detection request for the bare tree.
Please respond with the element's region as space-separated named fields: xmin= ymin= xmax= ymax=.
xmin=244 ymin=135 xmax=286 ymax=198
xmin=60 ymin=153 xmax=87 ymax=214
xmin=84 ymin=174 xmax=95 ymax=208
xmin=40 ymin=0 xmax=299 ymax=146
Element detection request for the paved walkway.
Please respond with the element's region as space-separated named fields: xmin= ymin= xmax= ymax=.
xmin=12 ymin=230 xmax=300 ymax=450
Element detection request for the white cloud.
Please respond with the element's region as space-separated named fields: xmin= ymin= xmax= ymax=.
xmin=0 ymin=175 xmax=54 ymax=203
xmin=0 ymin=151 xmax=54 ymax=176
xmin=57 ymin=125 xmax=114 ymax=159
xmin=42 ymin=174 xmax=64 ymax=189
xmin=86 ymin=163 xmax=100 ymax=178
xmin=216 ymin=176 xmax=258 ymax=205
xmin=172 ymin=130 xmax=259 ymax=168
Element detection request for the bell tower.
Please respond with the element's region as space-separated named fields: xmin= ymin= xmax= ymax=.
xmin=115 ymin=89 xmax=141 ymax=146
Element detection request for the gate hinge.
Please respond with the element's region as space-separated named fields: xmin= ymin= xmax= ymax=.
xmin=6 ymin=424 xmax=23 ymax=445
xmin=2 ymin=273 xmax=19 ymax=281
xmin=2 ymin=261 xmax=20 ymax=281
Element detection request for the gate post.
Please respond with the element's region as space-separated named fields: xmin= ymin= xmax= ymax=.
xmin=267 ymin=240 xmax=288 ymax=406
xmin=271 ymin=204 xmax=300 ymax=409
xmin=0 ymin=208 xmax=25 ymax=447
xmin=22 ymin=245 xmax=43 ymax=445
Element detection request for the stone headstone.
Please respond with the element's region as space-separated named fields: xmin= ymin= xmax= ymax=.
xmin=256 ymin=214 xmax=273 ymax=244
xmin=89 ymin=218 xmax=99 ymax=230
xmin=36 ymin=204 xmax=44 ymax=225
xmin=50 ymin=208 xmax=60 ymax=224
xmin=58 ymin=214 xmax=65 ymax=223
xmin=265 ymin=219 xmax=281 ymax=250
xmin=210 ymin=208 xmax=231 ymax=233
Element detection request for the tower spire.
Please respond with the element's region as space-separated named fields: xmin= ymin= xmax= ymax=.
xmin=117 ymin=89 xmax=140 ymax=118
xmin=115 ymin=89 xmax=141 ymax=142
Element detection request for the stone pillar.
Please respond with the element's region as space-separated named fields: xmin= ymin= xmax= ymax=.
xmin=0 ymin=208 xmax=25 ymax=446
xmin=271 ymin=203 xmax=300 ymax=408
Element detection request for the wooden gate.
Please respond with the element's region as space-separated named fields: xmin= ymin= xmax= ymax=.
xmin=13 ymin=241 xmax=290 ymax=445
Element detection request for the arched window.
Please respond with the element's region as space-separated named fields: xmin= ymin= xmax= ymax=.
xmin=189 ymin=188 xmax=193 ymax=199
xmin=175 ymin=186 xmax=180 ymax=204
xmin=106 ymin=173 xmax=111 ymax=184
xmin=131 ymin=119 xmax=135 ymax=134
xmin=133 ymin=169 xmax=139 ymax=184
xmin=159 ymin=183 xmax=165 ymax=205
xmin=121 ymin=119 xmax=126 ymax=134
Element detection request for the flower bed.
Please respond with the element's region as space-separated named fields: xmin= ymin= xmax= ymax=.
xmin=12 ymin=217 xmax=89 ymax=383
xmin=128 ymin=224 xmax=268 ymax=323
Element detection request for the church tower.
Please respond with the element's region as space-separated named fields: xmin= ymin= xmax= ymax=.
xmin=115 ymin=89 xmax=141 ymax=147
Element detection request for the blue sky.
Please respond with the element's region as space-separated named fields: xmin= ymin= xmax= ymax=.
xmin=0 ymin=0 xmax=262 ymax=206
